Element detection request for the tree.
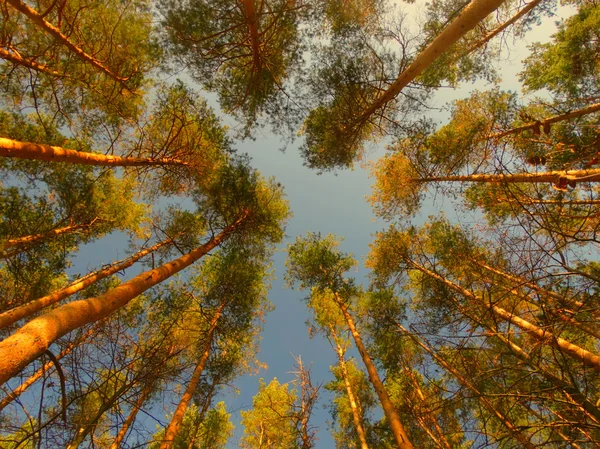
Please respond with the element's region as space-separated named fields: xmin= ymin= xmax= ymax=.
xmin=286 ymin=233 xmax=414 ymax=449
xmin=240 ymin=378 xmax=299 ymax=449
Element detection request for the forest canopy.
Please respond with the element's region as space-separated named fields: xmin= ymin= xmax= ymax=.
xmin=1 ymin=0 xmax=600 ymax=448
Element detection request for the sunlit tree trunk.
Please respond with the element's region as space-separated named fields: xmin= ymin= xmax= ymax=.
xmin=462 ymin=0 xmax=542 ymax=55
xmin=332 ymin=293 xmax=414 ymax=449
xmin=5 ymin=0 xmax=129 ymax=84
xmin=0 ymin=238 xmax=173 ymax=330
xmin=0 ymin=327 xmax=94 ymax=412
xmin=357 ymin=0 xmax=506 ymax=124
xmin=109 ymin=382 xmax=154 ymax=449
xmin=329 ymin=326 xmax=370 ymax=449
xmin=159 ymin=302 xmax=224 ymax=449
xmin=0 ymin=210 xmax=249 ymax=385
xmin=0 ymin=137 xmax=190 ymax=167
xmin=0 ymin=46 xmax=61 ymax=76
xmin=415 ymin=168 xmax=600 ymax=185
xmin=490 ymin=100 xmax=600 ymax=139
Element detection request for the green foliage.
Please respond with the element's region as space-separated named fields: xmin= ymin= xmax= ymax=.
xmin=0 ymin=0 xmax=160 ymax=133
xmin=521 ymin=2 xmax=600 ymax=99
xmin=151 ymin=402 xmax=233 ymax=449
xmin=240 ymin=378 xmax=299 ymax=449
xmin=161 ymin=0 xmax=302 ymax=135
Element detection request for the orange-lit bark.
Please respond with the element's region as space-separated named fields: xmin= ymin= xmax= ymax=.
xmin=0 ymin=327 xmax=94 ymax=412
xmin=329 ymin=326 xmax=370 ymax=449
xmin=0 ymin=137 xmax=190 ymax=167
xmin=5 ymin=0 xmax=129 ymax=84
xmin=333 ymin=293 xmax=414 ymax=449
xmin=0 ymin=46 xmax=61 ymax=76
xmin=109 ymin=382 xmax=153 ymax=449
xmin=0 ymin=238 xmax=172 ymax=330
xmin=0 ymin=211 xmax=248 ymax=385
xmin=357 ymin=0 xmax=506 ymax=125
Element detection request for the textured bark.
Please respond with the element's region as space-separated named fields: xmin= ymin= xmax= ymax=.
xmin=407 ymin=259 xmax=600 ymax=372
xmin=490 ymin=100 xmax=600 ymax=140
xmin=330 ymin=327 xmax=370 ymax=449
xmin=109 ymin=382 xmax=153 ymax=449
xmin=416 ymin=168 xmax=600 ymax=184
xmin=0 ymin=137 xmax=190 ymax=167
xmin=159 ymin=303 xmax=224 ymax=449
xmin=3 ymin=222 xmax=96 ymax=250
xmin=0 ymin=211 xmax=248 ymax=385
xmin=357 ymin=0 xmax=506 ymax=124
xmin=397 ymin=324 xmax=537 ymax=449
xmin=333 ymin=294 xmax=414 ymax=449
xmin=5 ymin=0 xmax=129 ymax=84
xmin=0 ymin=238 xmax=172 ymax=330
xmin=0 ymin=46 xmax=60 ymax=76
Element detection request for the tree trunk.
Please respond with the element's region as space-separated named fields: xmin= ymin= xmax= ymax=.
xmin=333 ymin=294 xmax=414 ymax=449
xmin=5 ymin=0 xmax=129 ymax=84
xmin=0 ymin=238 xmax=172 ymax=330
xmin=0 ymin=327 xmax=94 ymax=412
xmin=490 ymin=100 xmax=600 ymax=140
xmin=0 ymin=137 xmax=190 ymax=167
xmin=462 ymin=0 xmax=542 ymax=55
xmin=357 ymin=0 xmax=506 ymax=124
xmin=329 ymin=326 xmax=370 ymax=449
xmin=0 ymin=210 xmax=249 ymax=385
xmin=186 ymin=376 xmax=220 ymax=449
xmin=397 ymin=324 xmax=537 ymax=449
xmin=406 ymin=259 xmax=600 ymax=371
xmin=159 ymin=302 xmax=224 ymax=449
xmin=241 ymin=0 xmax=261 ymax=71
xmin=109 ymin=382 xmax=153 ymax=449
xmin=1 ymin=219 xmax=102 ymax=258
xmin=0 ymin=46 xmax=61 ymax=76
xmin=416 ymin=167 xmax=600 ymax=185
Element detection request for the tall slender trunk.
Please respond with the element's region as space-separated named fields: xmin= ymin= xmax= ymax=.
xmin=186 ymin=376 xmax=220 ymax=449
xmin=0 ymin=211 xmax=249 ymax=385
xmin=0 ymin=238 xmax=172 ymax=330
xmin=0 ymin=137 xmax=190 ymax=167
xmin=5 ymin=0 xmax=129 ymax=84
xmin=397 ymin=324 xmax=537 ymax=449
xmin=399 ymin=363 xmax=452 ymax=449
xmin=159 ymin=302 xmax=224 ymax=449
xmin=0 ymin=327 xmax=94 ymax=412
xmin=490 ymin=100 xmax=600 ymax=140
xmin=109 ymin=382 xmax=153 ymax=449
xmin=329 ymin=326 xmax=370 ymax=449
xmin=416 ymin=167 xmax=600 ymax=185
xmin=357 ymin=0 xmax=506 ymax=125
xmin=0 ymin=46 xmax=61 ymax=76
xmin=242 ymin=0 xmax=261 ymax=71
xmin=332 ymin=294 xmax=413 ymax=449
xmin=462 ymin=0 xmax=542 ymax=55
xmin=406 ymin=259 xmax=600 ymax=371
xmin=2 ymin=221 xmax=99 ymax=250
